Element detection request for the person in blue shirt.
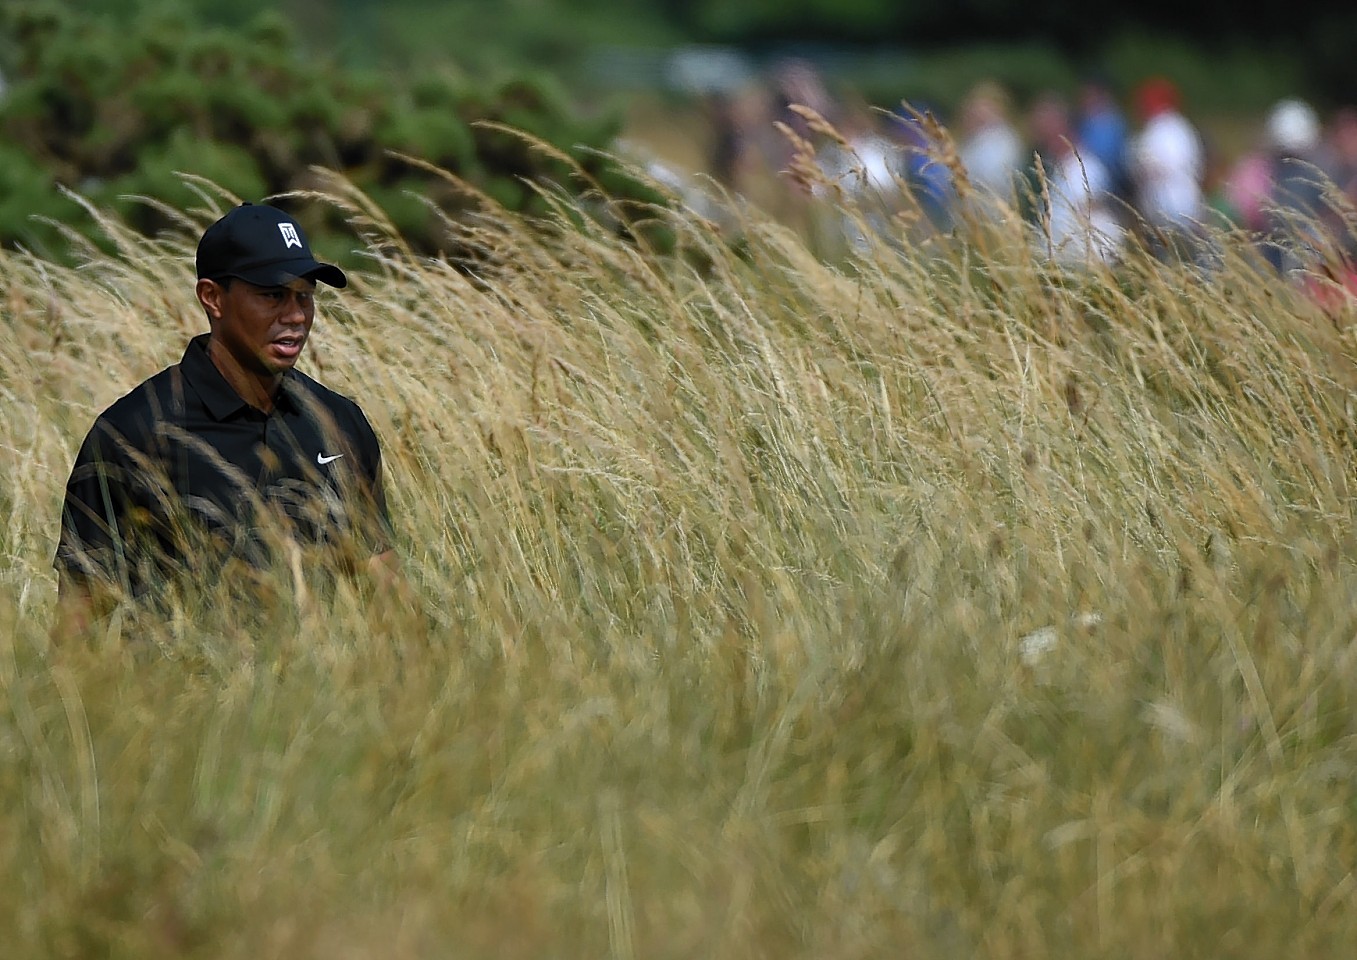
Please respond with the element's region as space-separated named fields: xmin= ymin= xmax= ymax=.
xmin=1076 ymin=72 xmax=1132 ymax=209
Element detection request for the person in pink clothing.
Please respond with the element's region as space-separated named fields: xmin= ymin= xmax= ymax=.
xmin=1222 ymin=148 xmax=1274 ymax=234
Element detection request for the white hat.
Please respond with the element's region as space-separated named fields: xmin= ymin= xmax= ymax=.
xmin=1266 ymin=98 xmax=1320 ymax=154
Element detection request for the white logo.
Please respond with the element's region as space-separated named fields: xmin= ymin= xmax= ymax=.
xmin=279 ymin=223 xmax=303 ymax=249
xmin=316 ymin=452 xmax=344 ymax=465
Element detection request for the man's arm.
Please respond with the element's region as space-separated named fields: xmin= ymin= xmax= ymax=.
xmin=52 ymin=420 xmax=136 ymax=643
xmin=343 ymin=405 xmax=419 ymax=620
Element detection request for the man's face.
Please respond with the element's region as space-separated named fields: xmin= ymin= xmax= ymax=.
xmin=198 ymin=277 xmax=317 ymax=377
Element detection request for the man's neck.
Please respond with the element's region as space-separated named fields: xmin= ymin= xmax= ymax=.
xmin=206 ymin=337 xmax=282 ymax=413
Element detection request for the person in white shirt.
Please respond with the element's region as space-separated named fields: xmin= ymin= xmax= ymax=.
xmin=1127 ymin=76 xmax=1205 ymax=257
xmin=956 ymin=80 xmax=1025 ymax=222
xmin=1028 ymin=93 xmax=1124 ymax=267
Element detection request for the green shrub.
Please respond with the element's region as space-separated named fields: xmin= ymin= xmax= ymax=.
xmin=107 ymin=131 xmax=270 ymax=217
xmin=0 ymin=1 xmax=664 ymax=265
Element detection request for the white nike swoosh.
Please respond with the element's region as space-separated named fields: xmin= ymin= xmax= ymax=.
xmin=317 ymin=453 xmax=344 ymax=465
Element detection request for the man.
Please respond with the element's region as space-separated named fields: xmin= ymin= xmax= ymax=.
xmin=1259 ymin=97 xmax=1327 ymax=275
xmin=956 ymin=80 xmax=1024 ymax=222
xmin=1075 ymin=72 xmax=1131 ymax=208
xmin=55 ymin=202 xmax=396 ymax=632
xmin=1127 ymin=76 xmax=1205 ymax=259
xmin=1028 ymin=92 xmax=1124 ymax=267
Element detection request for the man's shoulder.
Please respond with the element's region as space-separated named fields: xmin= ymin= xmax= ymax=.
xmin=90 ymin=363 xmax=184 ymax=435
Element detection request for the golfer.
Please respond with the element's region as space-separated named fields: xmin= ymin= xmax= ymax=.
xmin=55 ymin=202 xmax=395 ymax=631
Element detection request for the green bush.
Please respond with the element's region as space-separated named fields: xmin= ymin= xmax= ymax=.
xmin=0 ymin=1 xmax=664 ymax=265
xmin=107 ymin=131 xmax=271 ymax=217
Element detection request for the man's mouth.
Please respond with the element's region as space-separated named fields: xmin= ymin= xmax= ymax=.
xmin=270 ymin=334 xmax=305 ymax=360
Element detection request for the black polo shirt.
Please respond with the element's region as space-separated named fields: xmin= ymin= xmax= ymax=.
xmin=55 ymin=334 xmax=391 ymax=598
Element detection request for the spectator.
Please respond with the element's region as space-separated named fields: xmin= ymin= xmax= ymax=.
xmin=1259 ymin=97 xmax=1327 ymax=273
xmin=886 ymin=103 xmax=955 ymax=235
xmin=719 ymin=77 xmax=796 ymax=216
xmin=817 ymin=100 xmax=901 ymax=252
xmin=1028 ymin=92 xmax=1124 ymax=266
xmin=1201 ymin=136 xmax=1246 ymax=230
xmin=1322 ymin=106 xmax=1357 ymax=210
xmin=956 ymin=80 xmax=1025 ymax=222
xmin=769 ymin=57 xmax=836 ymax=154
xmin=763 ymin=58 xmax=839 ymax=230
xmin=1127 ymin=75 xmax=1205 ymax=259
xmin=1075 ymin=71 xmax=1132 ymax=208
xmin=1302 ymin=106 xmax=1357 ymax=308
xmin=1221 ymin=135 xmax=1275 ymax=234
xmin=825 ymin=101 xmax=898 ymax=198
xmin=1316 ymin=106 xmax=1357 ymax=255
xmin=702 ymin=90 xmax=745 ymax=189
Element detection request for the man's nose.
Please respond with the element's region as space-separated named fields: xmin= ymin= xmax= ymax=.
xmin=281 ymin=293 xmax=309 ymax=323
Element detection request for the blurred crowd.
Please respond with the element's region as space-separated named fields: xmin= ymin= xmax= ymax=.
xmin=680 ymin=59 xmax=1357 ymax=283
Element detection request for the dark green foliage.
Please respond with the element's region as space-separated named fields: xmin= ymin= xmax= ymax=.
xmin=0 ymin=2 xmax=663 ymax=265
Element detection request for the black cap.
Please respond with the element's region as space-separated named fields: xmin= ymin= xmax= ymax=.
xmin=196 ymin=202 xmax=347 ymax=288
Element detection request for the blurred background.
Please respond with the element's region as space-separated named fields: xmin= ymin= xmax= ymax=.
xmin=1 ymin=0 xmax=1354 ymax=262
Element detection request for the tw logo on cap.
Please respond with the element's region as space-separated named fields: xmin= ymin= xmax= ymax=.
xmin=278 ymin=223 xmax=303 ymax=249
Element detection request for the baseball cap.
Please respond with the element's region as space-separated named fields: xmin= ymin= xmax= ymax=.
xmin=196 ymin=202 xmax=347 ymax=288
xmin=1134 ymin=76 xmax=1180 ymax=119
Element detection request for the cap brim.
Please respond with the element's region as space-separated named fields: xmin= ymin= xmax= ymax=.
xmin=230 ymin=258 xmax=348 ymax=289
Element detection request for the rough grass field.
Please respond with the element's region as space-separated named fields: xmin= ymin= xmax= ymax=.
xmin=3 ymin=158 xmax=1357 ymax=959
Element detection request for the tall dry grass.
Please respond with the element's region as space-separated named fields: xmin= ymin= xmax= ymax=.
xmin=3 ymin=152 xmax=1357 ymax=959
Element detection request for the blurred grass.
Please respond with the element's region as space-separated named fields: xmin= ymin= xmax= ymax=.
xmin=2 ymin=149 xmax=1357 ymax=958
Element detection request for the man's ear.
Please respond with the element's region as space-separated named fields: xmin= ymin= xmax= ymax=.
xmin=196 ymin=278 xmax=225 ymax=322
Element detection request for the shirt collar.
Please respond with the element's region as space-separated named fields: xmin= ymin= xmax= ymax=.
xmin=180 ymin=333 xmax=301 ymax=420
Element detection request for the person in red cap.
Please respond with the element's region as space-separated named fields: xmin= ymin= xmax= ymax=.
xmin=1127 ymin=75 xmax=1205 ymax=258
xmin=54 ymin=202 xmax=399 ymax=636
